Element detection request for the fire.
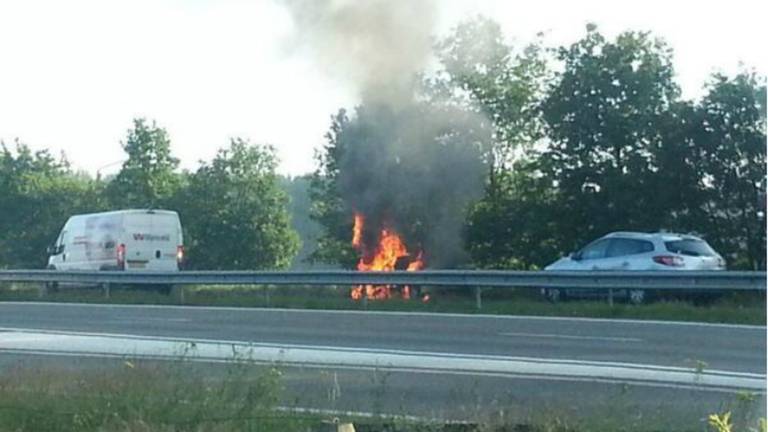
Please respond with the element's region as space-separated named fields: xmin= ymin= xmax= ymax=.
xmin=407 ymin=251 xmax=425 ymax=271
xmin=350 ymin=212 xmax=425 ymax=300
xmin=352 ymin=213 xmax=363 ymax=249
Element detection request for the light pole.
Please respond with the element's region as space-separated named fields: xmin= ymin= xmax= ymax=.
xmin=95 ymin=159 xmax=125 ymax=181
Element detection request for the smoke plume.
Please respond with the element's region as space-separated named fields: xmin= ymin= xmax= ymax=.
xmin=281 ymin=0 xmax=436 ymax=106
xmin=336 ymin=103 xmax=489 ymax=267
xmin=282 ymin=0 xmax=490 ymax=267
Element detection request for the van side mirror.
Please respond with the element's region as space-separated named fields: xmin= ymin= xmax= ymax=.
xmin=47 ymin=244 xmax=63 ymax=255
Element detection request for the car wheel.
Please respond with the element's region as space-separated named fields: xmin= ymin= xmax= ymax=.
xmin=544 ymin=288 xmax=564 ymax=303
xmin=155 ymin=284 xmax=173 ymax=296
xmin=628 ymin=289 xmax=646 ymax=305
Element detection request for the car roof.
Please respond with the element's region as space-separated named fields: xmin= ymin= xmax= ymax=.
xmin=603 ymin=231 xmax=703 ymax=242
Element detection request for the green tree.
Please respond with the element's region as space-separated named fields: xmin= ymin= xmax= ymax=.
xmin=464 ymin=161 xmax=559 ymax=269
xmin=308 ymin=110 xmax=359 ymax=267
xmin=177 ymin=139 xmax=299 ymax=270
xmin=464 ymin=25 xmax=765 ymax=271
xmin=646 ymin=100 xmax=710 ymax=230
xmin=106 ymin=118 xmax=180 ymax=208
xmin=436 ymin=17 xmax=563 ymax=269
xmin=540 ymin=26 xmax=679 ymax=251
xmin=696 ymin=72 xmax=766 ymax=269
xmin=279 ymin=175 xmax=330 ymax=269
xmin=0 ymin=141 xmax=104 ymax=268
xmin=435 ymin=16 xmax=548 ymax=190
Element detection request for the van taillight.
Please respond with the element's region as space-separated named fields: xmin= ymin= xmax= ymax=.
xmin=176 ymin=246 xmax=184 ymax=265
xmin=116 ymin=243 xmax=126 ymax=270
xmin=653 ymin=255 xmax=684 ymax=267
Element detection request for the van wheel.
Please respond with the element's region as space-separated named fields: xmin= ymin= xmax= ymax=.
xmin=628 ymin=289 xmax=646 ymax=305
xmin=45 ymin=266 xmax=59 ymax=293
xmin=544 ymin=288 xmax=564 ymax=303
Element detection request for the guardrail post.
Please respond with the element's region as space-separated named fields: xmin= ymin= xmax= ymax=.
xmin=475 ymin=287 xmax=482 ymax=311
xmin=179 ymin=285 xmax=186 ymax=305
xmin=103 ymin=283 xmax=110 ymax=299
xmin=607 ymin=288 xmax=614 ymax=307
xmin=264 ymin=286 xmax=271 ymax=307
xmin=38 ymin=284 xmax=47 ymax=299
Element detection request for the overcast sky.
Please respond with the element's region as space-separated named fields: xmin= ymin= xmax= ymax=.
xmin=0 ymin=0 xmax=765 ymax=177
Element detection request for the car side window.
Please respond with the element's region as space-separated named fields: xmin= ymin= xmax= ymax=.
xmin=606 ymin=239 xmax=654 ymax=257
xmin=579 ymin=239 xmax=611 ymax=260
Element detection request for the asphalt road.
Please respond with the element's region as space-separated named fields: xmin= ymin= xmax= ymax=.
xmin=0 ymin=302 xmax=765 ymax=424
xmin=0 ymin=302 xmax=763 ymax=374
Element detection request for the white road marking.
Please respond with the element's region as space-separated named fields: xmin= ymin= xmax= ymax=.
xmin=113 ymin=318 xmax=190 ymax=323
xmin=0 ymin=326 xmax=687 ymax=370
xmin=0 ymin=326 xmax=758 ymax=376
xmin=1 ymin=301 xmax=763 ymax=330
xmin=498 ymin=332 xmax=642 ymax=342
xmin=0 ymin=328 xmax=763 ymax=392
xmin=273 ymin=406 xmax=445 ymax=423
xmin=0 ymin=347 xmax=752 ymax=394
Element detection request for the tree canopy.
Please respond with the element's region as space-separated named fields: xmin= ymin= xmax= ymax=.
xmin=462 ymin=24 xmax=766 ymax=270
xmin=0 ymin=142 xmax=104 ymax=268
xmin=106 ymin=118 xmax=180 ymax=209
xmin=175 ymin=139 xmax=299 ymax=270
xmin=0 ymin=126 xmax=300 ymax=271
xmin=0 ymin=20 xmax=763 ymax=272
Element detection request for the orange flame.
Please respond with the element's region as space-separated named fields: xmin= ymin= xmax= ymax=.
xmin=352 ymin=213 xmax=364 ymax=249
xmin=356 ymin=229 xmax=408 ymax=272
xmin=350 ymin=212 xmax=425 ymax=300
xmin=407 ymin=251 xmax=425 ymax=271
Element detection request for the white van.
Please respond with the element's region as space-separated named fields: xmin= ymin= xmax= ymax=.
xmin=47 ymin=209 xmax=184 ymax=271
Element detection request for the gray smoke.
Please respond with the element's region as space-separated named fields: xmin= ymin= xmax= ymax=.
xmin=281 ymin=0 xmax=490 ymax=267
xmin=280 ymin=0 xmax=436 ymax=106
xmin=336 ymin=103 xmax=489 ymax=267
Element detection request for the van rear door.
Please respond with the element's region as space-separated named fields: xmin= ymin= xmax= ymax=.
xmin=122 ymin=212 xmax=181 ymax=271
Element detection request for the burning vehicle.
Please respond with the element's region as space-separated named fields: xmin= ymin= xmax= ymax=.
xmin=350 ymin=212 xmax=425 ymax=300
xmin=284 ymin=2 xmax=490 ymax=302
xmin=324 ymin=104 xmax=489 ymax=302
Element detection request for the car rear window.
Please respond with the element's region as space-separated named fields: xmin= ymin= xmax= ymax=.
xmin=665 ymin=239 xmax=717 ymax=257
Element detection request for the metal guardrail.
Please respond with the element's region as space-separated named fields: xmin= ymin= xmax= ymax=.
xmin=0 ymin=269 xmax=764 ymax=291
xmin=1 ymin=270 xmax=763 ymax=309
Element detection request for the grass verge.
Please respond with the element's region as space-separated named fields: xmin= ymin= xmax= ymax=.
xmin=0 ymin=359 xmax=309 ymax=432
xmin=0 ymin=283 xmax=764 ymax=325
xmin=0 ymin=358 xmax=764 ymax=432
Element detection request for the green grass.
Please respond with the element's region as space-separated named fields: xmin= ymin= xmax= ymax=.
xmin=0 ymin=359 xmax=764 ymax=432
xmin=0 ymin=283 xmax=765 ymax=325
xmin=0 ymin=360 xmax=311 ymax=432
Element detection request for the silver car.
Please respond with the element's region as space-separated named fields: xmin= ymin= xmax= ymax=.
xmin=542 ymin=231 xmax=726 ymax=304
